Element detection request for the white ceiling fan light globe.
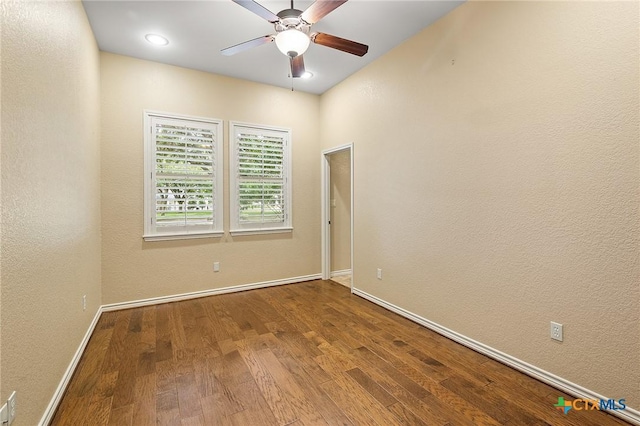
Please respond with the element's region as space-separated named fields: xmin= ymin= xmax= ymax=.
xmin=275 ymin=29 xmax=310 ymax=57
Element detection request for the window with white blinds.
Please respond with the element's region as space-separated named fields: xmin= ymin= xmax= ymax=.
xmin=143 ymin=111 xmax=223 ymax=241
xmin=230 ymin=122 xmax=292 ymax=234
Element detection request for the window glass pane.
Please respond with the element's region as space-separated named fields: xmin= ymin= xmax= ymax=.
xmin=238 ymin=181 xmax=284 ymax=224
xmin=156 ymin=178 xmax=214 ymax=226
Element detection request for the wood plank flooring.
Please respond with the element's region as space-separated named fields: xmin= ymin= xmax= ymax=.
xmin=51 ymin=280 xmax=630 ymax=425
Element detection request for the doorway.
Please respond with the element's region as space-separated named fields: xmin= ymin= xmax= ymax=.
xmin=321 ymin=144 xmax=353 ymax=290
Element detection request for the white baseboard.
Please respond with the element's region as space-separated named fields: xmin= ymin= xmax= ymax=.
xmin=352 ymin=287 xmax=640 ymax=426
xmin=102 ymin=273 xmax=322 ymax=312
xmin=330 ymin=269 xmax=351 ymax=278
xmin=39 ymin=307 xmax=103 ymax=426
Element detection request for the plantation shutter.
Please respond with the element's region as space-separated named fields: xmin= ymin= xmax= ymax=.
xmin=231 ymin=123 xmax=291 ymax=233
xmin=144 ymin=114 xmax=223 ymax=240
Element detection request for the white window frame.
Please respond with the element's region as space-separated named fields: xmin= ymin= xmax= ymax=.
xmin=229 ymin=121 xmax=292 ymax=236
xmin=143 ymin=110 xmax=224 ymax=241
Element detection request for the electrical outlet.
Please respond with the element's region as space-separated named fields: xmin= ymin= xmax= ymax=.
xmin=376 ymin=268 xmax=382 ymax=280
xmin=7 ymin=391 xmax=16 ymax=425
xmin=551 ymin=321 xmax=563 ymax=342
xmin=213 ymin=262 xmax=220 ymax=272
xmin=82 ymin=295 xmax=87 ymax=311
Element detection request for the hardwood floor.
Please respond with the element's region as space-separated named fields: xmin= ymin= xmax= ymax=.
xmin=51 ymin=280 xmax=629 ymax=425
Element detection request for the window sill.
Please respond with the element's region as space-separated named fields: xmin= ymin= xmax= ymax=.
xmin=143 ymin=231 xmax=224 ymax=242
xmin=229 ymin=227 xmax=293 ymax=237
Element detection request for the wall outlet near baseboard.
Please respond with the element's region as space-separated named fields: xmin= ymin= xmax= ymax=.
xmin=83 ymin=295 xmax=87 ymax=311
xmin=213 ymin=262 xmax=220 ymax=272
xmin=550 ymin=321 xmax=563 ymax=342
xmin=376 ymin=268 xmax=382 ymax=280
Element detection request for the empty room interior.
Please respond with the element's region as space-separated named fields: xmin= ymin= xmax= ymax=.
xmin=1 ymin=0 xmax=639 ymax=425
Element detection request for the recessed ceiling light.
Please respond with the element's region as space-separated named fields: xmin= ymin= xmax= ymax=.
xmin=301 ymin=71 xmax=313 ymax=79
xmin=145 ymin=34 xmax=169 ymax=46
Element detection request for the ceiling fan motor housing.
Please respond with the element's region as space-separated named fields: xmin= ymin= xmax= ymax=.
xmin=275 ymin=9 xmax=310 ymax=34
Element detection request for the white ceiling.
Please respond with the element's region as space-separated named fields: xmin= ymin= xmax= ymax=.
xmin=82 ymin=0 xmax=464 ymax=94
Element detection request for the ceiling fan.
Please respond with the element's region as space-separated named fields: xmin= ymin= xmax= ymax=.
xmin=221 ymin=0 xmax=369 ymax=79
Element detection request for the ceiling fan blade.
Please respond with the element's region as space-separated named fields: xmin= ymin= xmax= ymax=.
xmin=311 ymin=32 xmax=368 ymax=57
xmin=291 ymin=55 xmax=305 ymax=78
xmin=232 ymin=0 xmax=279 ymax=23
xmin=221 ymin=35 xmax=274 ymax=56
xmin=301 ymin=0 xmax=348 ymax=24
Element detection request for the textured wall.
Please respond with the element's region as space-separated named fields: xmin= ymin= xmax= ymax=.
xmin=0 ymin=1 xmax=102 ymax=424
xmin=320 ymin=1 xmax=639 ymax=408
xmin=329 ymin=149 xmax=351 ymax=273
xmin=0 ymin=1 xmax=3 ymax=401
xmin=100 ymin=53 xmax=321 ymax=304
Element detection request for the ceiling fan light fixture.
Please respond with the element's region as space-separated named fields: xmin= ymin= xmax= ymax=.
xmin=275 ymin=29 xmax=310 ymax=57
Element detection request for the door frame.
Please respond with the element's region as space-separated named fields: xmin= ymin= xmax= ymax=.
xmin=321 ymin=143 xmax=354 ymax=290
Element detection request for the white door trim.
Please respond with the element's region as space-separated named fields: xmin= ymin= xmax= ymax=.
xmin=321 ymin=144 xmax=354 ymax=291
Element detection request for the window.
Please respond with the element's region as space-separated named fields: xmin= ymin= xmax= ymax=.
xmin=143 ymin=111 xmax=223 ymax=241
xmin=230 ymin=122 xmax=292 ymax=235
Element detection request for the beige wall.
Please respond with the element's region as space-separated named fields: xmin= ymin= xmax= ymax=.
xmin=329 ymin=149 xmax=351 ymax=273
xmin=0 ymin=1 xmax=3 ymax=401
xmin=100 ymin=53 xmax=321 ymax=304
xmin=0 ymin=1 xmax=102 ymax=425
xmin=320 ymin=0 xmax=639 ymax=409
